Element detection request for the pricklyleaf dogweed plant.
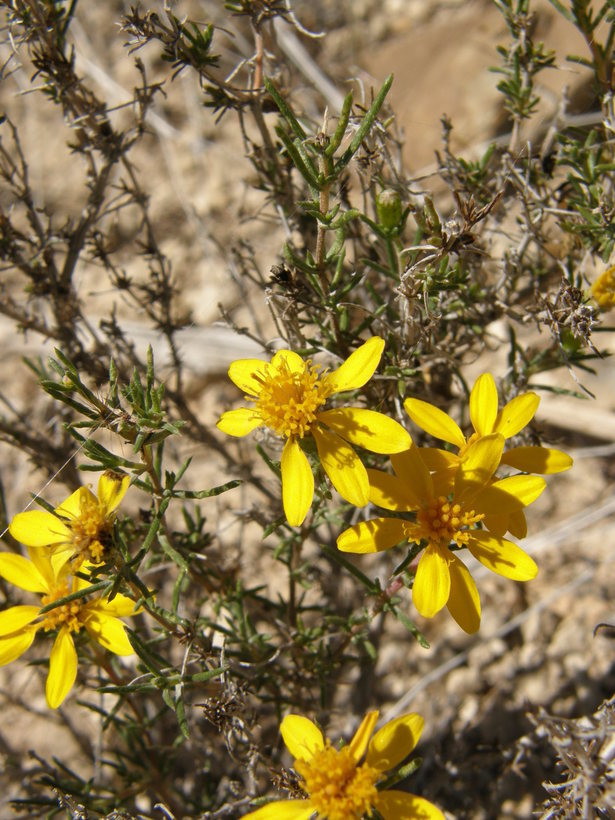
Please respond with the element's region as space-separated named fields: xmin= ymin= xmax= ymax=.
xmin=0 ymin=0 xmax=604 ymax=816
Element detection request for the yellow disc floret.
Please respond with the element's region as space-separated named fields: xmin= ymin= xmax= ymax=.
xmin=413 ymin=496 xmax=484 ymax=547
xmin=294 ymin=743 xmax=380 ymax=820
xmin=254 ymin=359 xmax=332 ymax=439
xmin=41 ymin=582 xmax=83 ymax=633
xmin=69 ymin=493 xmax=112 ymax=564
xmin=592 ymin=264 xmax=615 ymax=310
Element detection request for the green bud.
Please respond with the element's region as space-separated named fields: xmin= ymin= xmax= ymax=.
xmin=376 ymin=188 xmax=402 ymax=229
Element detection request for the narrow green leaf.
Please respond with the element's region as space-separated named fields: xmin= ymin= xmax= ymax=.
xmin=325 ymin=91 xmax=353 ymax=156
xmin=334 ymin=74 xmax=393 ymax=174
xmin=264 ymin=77 xmax=307 ymax=140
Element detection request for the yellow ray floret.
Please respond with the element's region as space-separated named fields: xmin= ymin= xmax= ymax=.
xmin=338 ymin=439 xmax=543 ymax=634
xmin=0 ymin=549 xmax=138 ymax=708
xmin=217 ymin=338 xmax=412 ymax=526
xmin=243 ymin=709 xmax=443 ymax=819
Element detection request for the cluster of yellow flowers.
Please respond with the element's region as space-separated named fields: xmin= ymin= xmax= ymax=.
xmin=1 ymin=473 xmax=137 ymax=708
xmin=218 ymin=336 xmax=572 ymax=634
xmin=0 ymin=335 xmax=572 ymax=818
xmin=214 ymin=335 xmax=572 ymax=818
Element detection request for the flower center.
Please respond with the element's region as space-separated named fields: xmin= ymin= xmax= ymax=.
xmin=254 ymin=359 xmax=332 ymax=439
xmin=41 ymin=582 xmax=84 ymax=633
xmin=412 ymin=496 xmax=484 ymax=547
xmin=70 ymin=495 xmax=112 ymax=564
xmin=294 ymin=743 xmax=379 ymax=820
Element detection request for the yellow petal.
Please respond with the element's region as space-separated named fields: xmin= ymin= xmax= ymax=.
xmin=469 ymin=373 xmax=498 ymax=435
xmin=46 ymin=627 xmax=78 ymax=709
xmin=375 ymin=790 xmax=445 ymax=820
xmin=0 ymin=553 xmax=50 ymax=593
xmin=55 ymin=486 xmax=93 ymax=519
xmin=242 ymin=800 xmax=314 ymax=820
xmin=482 ymin=513 xmax=508 ymax=537
xmin=366 ymin=713 xmax=424 ymax=771
xmin=28 ymin=547 xmax=58 ymax=589
xmin=0 ymin=605 xmax=41 ymax=636
xmin=9 ymin=510 xmax=71 ymax=547
xmin=367 ymin=469 xmax=418 ymax=511
xmin=349 ymin=710 xmax=379 ymax=761
xmin=412 ymin=544 xmax=451 ymax=618
xmin=404 ymin=398 xmax=466 ymax=449
xmin=455 ymin=433 xmax=504 ymax=499
xmin=281 ymin=438 xmax=314 ymax=526
xmin=507 ymin=509 xmax=528 ymax=539
xmin=98 ymin=471 xmax=130 ymax=513
xmin=98 ymin=592 xmax=140 ymax=618
xmin=476 ymin=474 xmax=546 ymax=514
xmin=325 ymin=336 xmax=384 ymax=393
xmin=446 ymin=554 xmax=481 ymax=634
xmin=217 ymin=408 xmax=263 ymax=437
xmin=431 ymin=467 xmax=457 ymax=499
xmin=493 ymin=392 xmax=540 ymax=438
xmin=390 ymin=445 xmax=434 ymax=504
xmin=317 ymin=408 xmax=411 ymax=454
xmin=337 ymin=518 xmax=407 ymax=554
xmin=467 ymin=531 xmax=538 ymax=580
xmin=418 ymin=447 xmax=460 ymax=473
xmin=281 ymin=715 xmax=325 ymax=761
xmin=50 ymin=546 xmax=76 ymax=577
xmin=272 ymin=350 xmax=306 ymax=375
xmin=484 ymin=510 xmax=530 ymax=539
xmin=494 ymin=474 xmax=546 ymax=505
xmin=228 ymin=358 xmax=270 ymax=394
xmin=0 ymin=629 xmax=37 ymax=666
xmin=312 ymin=425 xmax=369 ymax=506
xmin=84 ymin=611 xmax=134 ymax=655
xmin=500 ymin=446 xmax=573 ymax=474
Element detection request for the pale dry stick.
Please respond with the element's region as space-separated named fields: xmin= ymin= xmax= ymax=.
xmin=537 ymin=396 xmax=615 ymax=441
xmin=571 ymin=442 xmax=615 ymax=458
xmin=272 ymin=17 xmax=345 ymax=113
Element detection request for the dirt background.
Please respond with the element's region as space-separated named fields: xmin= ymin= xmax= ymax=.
xmin=0 ymin=1 xmax=614 ymax=818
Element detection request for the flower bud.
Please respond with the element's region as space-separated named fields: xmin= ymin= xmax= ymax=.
xmin=376 ymin=188 xmax=402 ymax=230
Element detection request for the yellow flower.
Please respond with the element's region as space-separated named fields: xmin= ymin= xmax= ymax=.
xmin=338 ymin=438 xmax=544 ymax=633
xmin=0 ymin=549 xmax=138 ymax=708
xmin=217 ymin=338 xmax=411 ymax=526
xmin=591 ymin=264 xmax=615 ymax=310
xmin=9 ymin=471 xmax=130 ymax=569
xmin=244 ymin=710 xmax=444 ymax=820
xmin=404 ymin=373 xmax=572 ymax=478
